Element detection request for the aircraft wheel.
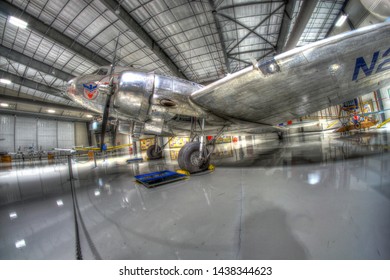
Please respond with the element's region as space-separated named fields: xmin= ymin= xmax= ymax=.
xmin=147 ymin=144 xmax=162 ymax=160
xmin=178 ymin=142 xmax=210 ymax=174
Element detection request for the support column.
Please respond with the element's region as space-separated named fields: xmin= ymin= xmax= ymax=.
xmin=86 ymin=122 xmax=92 ymax=146
xmin=36 ymin=118 xmax=39 ymax=150
xmin=56 ymin=121 xmax=59 ymax=148
xmin=13 ymin=115 xmax=16 ymax=152
xmin=375 ymin=89 xmax=386 ymax=123
xmin=74 ymin=122 xmax=77 ymax=148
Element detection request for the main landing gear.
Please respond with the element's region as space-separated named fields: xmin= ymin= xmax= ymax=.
xmin=146 ymin=144 xmax=162 ymax=159
xmin=146 ymin=136 xmax=164 ymax=160
xmin=178 ymin=142 xmax=210 ymax=173
xmin=177 ymin=118 xmax=225 ymax=174
xmin=147 ymin=118 xmax=224 ymax=174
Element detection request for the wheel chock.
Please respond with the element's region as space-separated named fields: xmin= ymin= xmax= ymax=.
xmin=208 ymin=164 xmax=215 ymax=171
xmin=176 ymin=169 xmax=190 ymax=176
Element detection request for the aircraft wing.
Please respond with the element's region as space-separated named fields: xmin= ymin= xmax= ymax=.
xmin=190 ymin=22 xmax=390 ymax=126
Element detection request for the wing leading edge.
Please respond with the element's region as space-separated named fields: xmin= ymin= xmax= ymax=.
xmin=190 ymin=22 xmax=390 ymax=125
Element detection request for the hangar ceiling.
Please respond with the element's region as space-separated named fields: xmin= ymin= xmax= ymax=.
xmin=0 ymin=0 xmax=376 ymax=121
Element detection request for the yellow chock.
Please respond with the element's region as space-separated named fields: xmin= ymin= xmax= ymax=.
xmin=208 ymin=164 xmax=215 ymax=171
xmin=176 ymin=169 xmax=190 ymax=176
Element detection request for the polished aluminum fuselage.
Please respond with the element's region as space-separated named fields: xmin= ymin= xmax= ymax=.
xmin=67 ymin=22 xmax=390 ymax=136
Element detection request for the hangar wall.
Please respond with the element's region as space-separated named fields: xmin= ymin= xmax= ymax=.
xmin=0 ymin=114 xmax=88 ymax=152
xmin=74 ymin=122 xmax=89 ymax=147
xmin=90 ymin=132 xmax=131 ymax=147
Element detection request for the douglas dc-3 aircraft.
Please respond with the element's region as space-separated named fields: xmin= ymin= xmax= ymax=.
xmin=66 ymin=22 xmax=390 ymax=173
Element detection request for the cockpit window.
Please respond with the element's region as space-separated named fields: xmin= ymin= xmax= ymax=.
xmin=91 ymin=68 xmax=108 ymax=75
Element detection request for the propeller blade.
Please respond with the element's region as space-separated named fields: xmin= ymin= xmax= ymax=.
xmin=100 ymin=34 xmax=120 ymax=151
xmin=100 ymin=95 xmax=111 ymax=150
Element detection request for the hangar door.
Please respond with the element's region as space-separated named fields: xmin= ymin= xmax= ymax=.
xmin=15 ymin=117 xmax=36 ymax=151
xmin=0 ymin=115 xmax=15 ymax=152
xmin=58 ymin=121 xmax=75 ymax=148
xmin=37 ymin=120 xmax=57 ymax=150
xmin=0 ymin=115 xmax=76 ymax=152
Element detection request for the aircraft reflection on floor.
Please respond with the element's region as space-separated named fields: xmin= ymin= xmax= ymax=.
xmin=211 ymin=131 xmax=389 ymax=168
xmin=0 ymin=130 xmax=389 ymax=259
xmin=1 ymin=131 xmax=389 ymax=206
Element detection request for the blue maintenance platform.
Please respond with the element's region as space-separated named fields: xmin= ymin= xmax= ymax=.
xmin=134 ymin=170 xmax=188 ymax=188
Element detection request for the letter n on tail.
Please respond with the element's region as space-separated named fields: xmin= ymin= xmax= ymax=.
xmin=352 ymin=51 xmax=379 ymax=81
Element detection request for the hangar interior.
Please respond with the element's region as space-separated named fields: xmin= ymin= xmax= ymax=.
xmin=0 ymin=0 xmax=390 ymax=259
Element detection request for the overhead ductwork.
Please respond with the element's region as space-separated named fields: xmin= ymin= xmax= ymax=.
xmin=360 ymin=0 xmax=390 ymax=20
xmin=284 ymin=0 xmax=320 ymax=51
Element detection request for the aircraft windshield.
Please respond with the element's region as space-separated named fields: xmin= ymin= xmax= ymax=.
xmin=91 ymin=68 xmax=108 ymax=75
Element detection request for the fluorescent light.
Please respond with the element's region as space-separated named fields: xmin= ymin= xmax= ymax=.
xmin=94 ymin=190 xmax=101 ymax=196
xmin=9 ymin=212 xmax=18 ymax=220
xmin=86 ymin=114 xmax=93 ymax=118
xmin=56 ymin=199 xmax=64 ymax=207
xmin=335 ymin=14 xmax=348 ymax=27
xmin=1 ymin=103 xmax=9 ymax=107
xmin=15 ymin=239 xmax=26 ymax=249
xmin=308 ymin=171 xmax=321 ymax=185
xmin=47 ymin=109 xmax=56 ymax=113
xmin=8 ymin=16 xmax=28 ymax=29
xmin=0 ymin=78 xmax=12 ymax=84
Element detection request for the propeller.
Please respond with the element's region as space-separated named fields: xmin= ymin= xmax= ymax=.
xmin=100 ymin=35 xmax=120 ymax=151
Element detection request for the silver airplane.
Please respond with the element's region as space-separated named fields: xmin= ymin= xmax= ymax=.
xmin=66 ymin=22 xmax=390 ymax=173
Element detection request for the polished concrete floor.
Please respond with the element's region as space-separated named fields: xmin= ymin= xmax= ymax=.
xmin=0 ymin=129 xmax=389 ymax=259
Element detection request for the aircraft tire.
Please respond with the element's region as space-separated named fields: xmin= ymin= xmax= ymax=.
xmin=147 ymin=144 xmax=162 ymax=160
xmin=178 ymin=142 xmax=210 ymax=174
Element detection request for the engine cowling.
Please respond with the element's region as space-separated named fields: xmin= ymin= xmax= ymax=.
xmin=114 ymin=71 xmax=154 ymax=122
xmin=113 ymin=70 xmax=207 ymax=136
xmin=114 ymin=71 xmax=171 ymax=135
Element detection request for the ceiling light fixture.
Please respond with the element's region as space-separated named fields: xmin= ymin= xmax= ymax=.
xmin=8 ymin=16 xmax=28 ymax=29
xmin=86 ymin=114 xmax=93 ymax=118
xmin=9 ymin=212 xmax=18 ymax=220
xmin=0 ymin=103 xmax=9 ymax=107
xmin=47 ymin=109 xmax=56 ymax=113
xmin=0 ymin=78 xmax=12 ymax=84
xmin=15 ymin=239 xmax=26 ymax=249
xmin=335 ymin=14 xmax=348 ymax=27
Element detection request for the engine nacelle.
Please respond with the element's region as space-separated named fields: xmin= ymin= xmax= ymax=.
xmin=113 ymin=70 xmax=207 ymax=136
xmin=114 ymin=71 xmax=154 ymax=122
